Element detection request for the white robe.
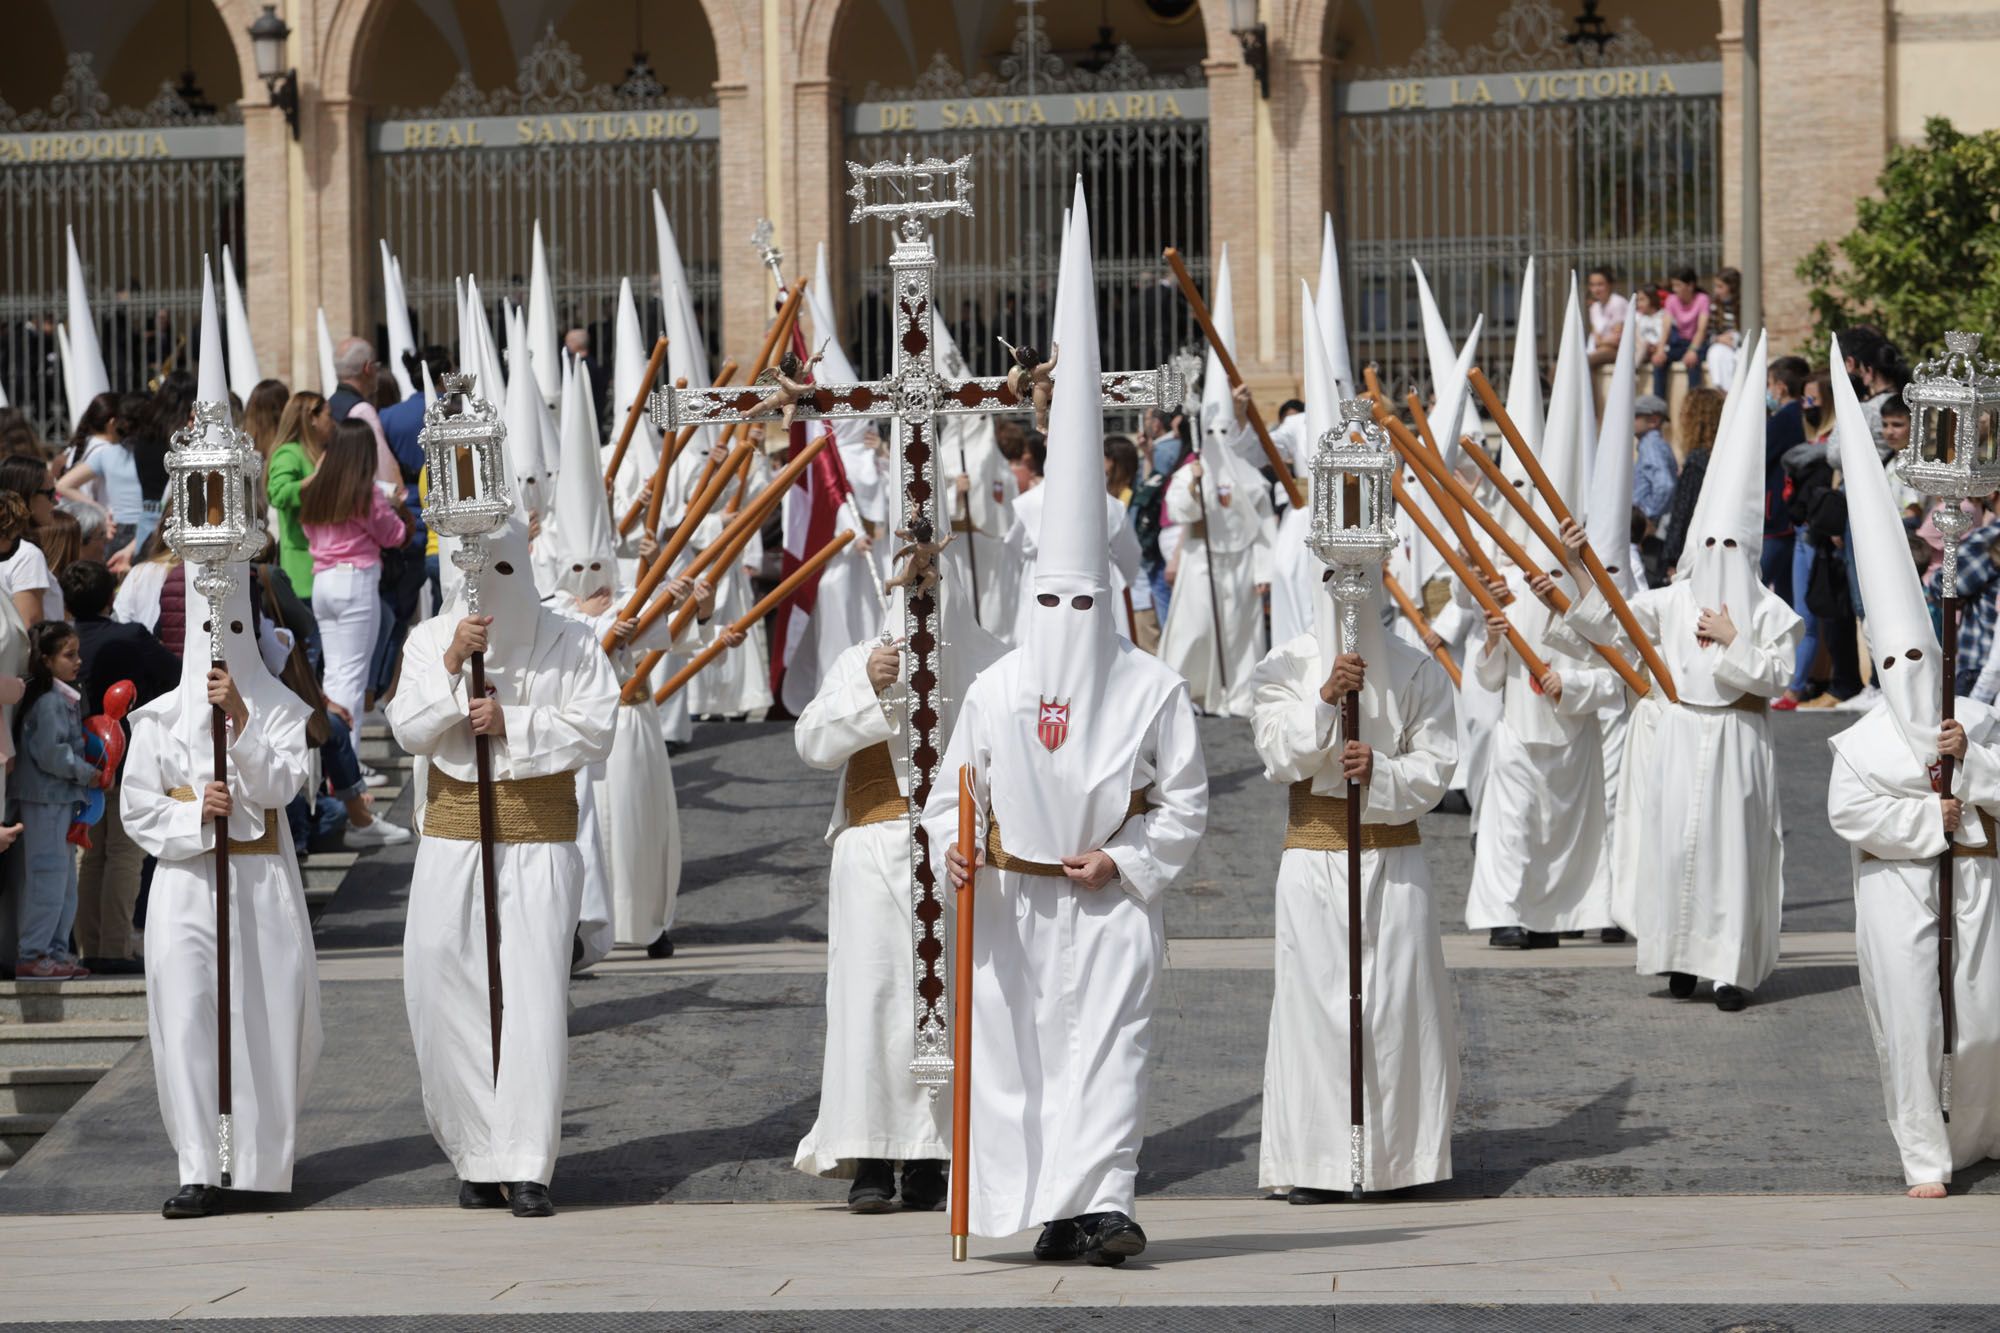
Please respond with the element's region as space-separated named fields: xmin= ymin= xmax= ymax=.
xmin=1259 ymin=415 xmax=1320 ymax=651
xmin=921 ymin=659 xmax=1207 ymax=1238
xmin=123 ymin=704 xmax=320 ymax=1192
xmin=1157 ymin=465 xmax=1273 ymax=717
xmin=1465 ymin=572 xmax=1621 ymax=932
xmin=791 ymin=641 xmax=953 ymax=1177
xmin=1250 ymin=634 xmax=1460 ymax=1193
xmin=687 ymin=472 xmax=774 ymax=720
xmin=1830 ymin=703 xmax=2000 ymax=1185
xmin=939 ymin=428 xmax=1018 ymax=641
xmin=1572 ymin=582 xmax=1799 ymax=986
xmin=389 ymin=608 xmax=618 ymax=1185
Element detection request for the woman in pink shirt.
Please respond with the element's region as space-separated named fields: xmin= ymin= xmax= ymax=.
xmin=300 ymin=420 xmax=410 ymax=723
xmin=1651 ymin=266 xmax=1712 ymax=398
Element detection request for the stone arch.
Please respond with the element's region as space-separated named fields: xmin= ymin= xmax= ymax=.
xmin=323 ymin=0 xmax=744 ymax=104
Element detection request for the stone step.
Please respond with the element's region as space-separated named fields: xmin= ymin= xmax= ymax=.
xmin=0 ymin=1065 xmax=112 ymax=1115
xmin=0 ymin=978 xmax=147 ymax=1025
xmin=0 ymin=1020 xmax=147 ymax=1066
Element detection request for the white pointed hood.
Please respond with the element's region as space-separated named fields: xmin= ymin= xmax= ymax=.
xmin=806 ymin=241 xmax=874 ymax=453
xmin=986 ymin=178 xmax=1182 ymax=866
xmin=1411 ymin=260 xmax=1458 ymax=403
xmin=467 ymin=275 xmax=504 ymax=402
xmin=610 ymin=277 xmax=662 ymax=472
xmin=1194 ymin=247 xmax=1260 ymax=546
xmin=420 ymin=358 xmax=437 ymax=411
xmin=195 ymin=257 xmax=228 ymax=408
xmin=549 ymin=354 xmax=618 ymax=601
xmin=1535 ymin=274 xmax=1590 ymax=532
xmin=381 ymin=241 xmax=416 ymax=398
xmin=1586 ymin=301 xmax=1640 ymax=593
xmin=510 ymin=301 xmax=561 ymax=480
xmin=220 ymin=244 xmax=259 ymax=404
xmin=1667 ymin=329 xmax=1767 ymax=702
xmin=1412 ymin=258 xmax=1487 ymax=471
xmin=652 ymin=190 xmax=711 ymax=392
xmin=314 ymin=307 xmax=338 ymax=398
xmin=453 ymin=276 xmax=470 ymax=379
xmin=63 ymin=227 xmax=110 ymax=422
xmin=1833 ymin=333 xmax=1942 ymax=769
xmin=527 ymin=219 xmax=561 ymax=406
xmin=501 ymin=306 xmax=546 ymax=521
xmin=1313 ymin=213 xmax=1355 ymax=400
xmin=1504 ymin=258 xmax=1545 ymax=457
xmin=1297 ymin=280 xmax=1329 ymax=483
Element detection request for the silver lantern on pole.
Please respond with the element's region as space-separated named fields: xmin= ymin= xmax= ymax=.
xmin=1308 ymin=398 xmax=1400 ymax=634
xmin=1899 ymin=331 xmax=2000 ymax=596
xmin=164 ymin=398 xmax=266 ymax=663
xmin=418 ymin=372 xmax=515 ymax=613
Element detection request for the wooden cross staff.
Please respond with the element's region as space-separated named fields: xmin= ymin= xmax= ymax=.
xmin=1161 ymin=247 xmax=1307 ymax=511
xmin=1467 ymin=368 xmax=1680 ymax=703
xmin=602 ymin=336 xmax=669 ymax=490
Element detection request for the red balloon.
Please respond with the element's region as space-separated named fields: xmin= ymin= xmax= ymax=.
xmin=102 ymin=679 xmax=135 ymax=721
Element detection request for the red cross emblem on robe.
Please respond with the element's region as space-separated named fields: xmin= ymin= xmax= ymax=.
xmin=1037 ymin=697 xmax=1070 ymax=753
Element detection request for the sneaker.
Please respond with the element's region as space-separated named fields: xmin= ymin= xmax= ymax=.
xmin=14 ymin=956 xmax=62 ymax=980
xmin=346 ymin=817 xmax=412 ymax=848
xmin=1770 ymin=696 xmax=1799 ymax=712
xmin=359 ymin=763 xmax=390 ymax=789
xmin=52 ymin=958 xmax=91 ymax=979
xmin=1833 ymin=687 xmax=1881 ymax=714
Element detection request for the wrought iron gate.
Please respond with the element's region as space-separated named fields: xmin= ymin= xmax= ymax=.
xmin=1335 ymin=0 xmax=1722 ymax=396
xmin=0 ymin=55 xmax=245 ymax=438
xmin=844 ymin=9 xmax=1208 ymax=382
xmin=370 ymin=28 xmax=720 ymax=367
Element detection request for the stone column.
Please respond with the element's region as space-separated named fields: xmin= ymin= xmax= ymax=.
xmin=787 ymin=77 xmax=845 ymax=323
xmin=716 ymin=79 xmax=768 ymax=357
xmin=303 ymin=95 xmax=372 ymax=352
xmin=240 ymin=101 xmax=294 ymax=382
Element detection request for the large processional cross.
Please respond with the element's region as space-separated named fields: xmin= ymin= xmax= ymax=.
xmin=651 ymin=155 xmax=1183 ymax=1089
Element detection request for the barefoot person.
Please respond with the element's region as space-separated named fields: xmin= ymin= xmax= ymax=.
xmin=390 ymin=488 xmax=618 ymax=1218
xmin=1824 ymin=335 xmax=2000 ymax=1196
xmin=924 ymin=182 xmax=1207 ymax=1266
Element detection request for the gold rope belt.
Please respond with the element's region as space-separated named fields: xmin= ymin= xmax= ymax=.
xmin=1863 ymin=808 xmax=1998 ymax=862
xmin=1184 ymin=520 xmax=1207 ymax=541
xmin=1284 ymin=781 xmax=1422 ymax=852
xmin=985 ymin=791 xmax=1149 ymax=877
xmin=424 ymin=764 xmax=579 ymax=843
xmin=166 ymin=787 xmax=282 ymax=855
xmin=1683 ymin=693 xmax=1770 ymax=714
xmin=844 ymin=742 xmax=906 ymax=829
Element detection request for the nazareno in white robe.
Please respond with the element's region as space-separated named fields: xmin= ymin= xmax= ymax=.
xmin=124 ymin=694 xmax=320 ymax=1192
xmin=1464 ymin=569 xmax=1621 ymax=933
xmin=938 ymin=421 xmax=1018 ymax=643
xmin=1251 ymin=414 xmax=1319 ymax=651
xmin=686 ymin=467 xmax=774 ymax=720
xmin=1156 ymin=464 xmax=1273 ymax=718
xmin=790 ymin=640 xmax=955 ymax=1178
xmin=389 ymin=606 xmax=618 ymax=1185
xmin=1829 ymin=701 xmax=2000 ymax=1185
xmin=1249 ymin=632 xmax=1460 ymax=1193
xmin=921 ymin=649 xmax=1207 ymax=1238
xmin=1571 ymin=580 xmax=1799 ymax=987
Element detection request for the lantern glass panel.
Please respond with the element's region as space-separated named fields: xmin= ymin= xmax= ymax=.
xmin=1928 ymin=407 xmax=1957 ymax=465
xmin=1980 ymin=408 xmax=2000 ymax=467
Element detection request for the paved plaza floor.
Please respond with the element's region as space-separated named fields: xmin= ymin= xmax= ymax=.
xmin=3 ymin=711 xmax=1995 ymax=1327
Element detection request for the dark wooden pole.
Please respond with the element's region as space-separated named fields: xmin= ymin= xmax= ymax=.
xmin=1940 ymin=591 xmax=1959 ymax=1121
xmin=950 ymin=763 xmax=976 ymax=1262
xmin=211 ymin=683 xmax=232 ymax=1186
xmin=1343 ymin=677 xmax=1364 ymax=1200
xmin=468 ymin=650 xmax=503 ymax=1084
xmin=1190 ymin=445 xmax=1229 ymax=694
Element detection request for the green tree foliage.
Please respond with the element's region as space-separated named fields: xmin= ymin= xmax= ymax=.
xmin=1796 ymin=117 xmax=2000 ymax=356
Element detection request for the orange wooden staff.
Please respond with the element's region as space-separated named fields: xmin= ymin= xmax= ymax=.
xmin=603 ymin=439 xmax=749 ymax=652
xmin=1393 ymin=473 xmax=1550 ymax=679
xmin=652 ymin=531 xmax=856 ymax=704
xmin=602 ymin=336 xmax=668 ymax=490
xmin=1396 ymin=394 xmax=1511 ymax=599
xmin=1161 ymin=247 xmax=1306 ymax=510
xmin=617 ymin=361 xmax=738 ymax=536
xmin=664 ymin=436 xmax=831 ymax=641
xmin=1467 ymin=367 xmax=1679 ymax=703
xmin=950 ymin=761 xmax=976 ymax=1263
xmin=1383 ymin=570 xmax=1462 ymax=688
xmin=683 ymin=282 xmax=809 ymax=515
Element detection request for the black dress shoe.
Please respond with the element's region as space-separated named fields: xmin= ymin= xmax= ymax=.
xmin=458 ymin=1180 xmax=508 ymax=1210
xmin=1080 ymin=1211 xmax=1147 ymax=1267
xmin=847 ymin=1158 xmax=897 ymax=1214
xmin=81 ymin=956 xmax=145 ymax=975
xmin=161 ymin=1184 xmax=222 ymax=1219
xmin=508 ymin=1181 xmax=555 ymax=1217
xmin=1436 ymin=789 xmax=1472 ymax=815
xmin=1286 ymin=1186 xmax=1346 ymax=1205
xmin=647 ymin=931 xmax=675 ymax=960
xmin=1714 ymin=984 xmax=1750 ymax=1012
xmin=1524 ymin=931 xmax=1561 ymax=949
xmin=1667 ymin=972 xmax=1698 ymax=999
xmin=1033 ymin=1218 xmax=1084 ymax=1260
xmin=1489 ymin=926 xmax=1527 ymax=948
xmin=899 ymin=1158 xmax=947 ymax=1212
xmin=1600 ymin=927 xmax=1629 ymax=944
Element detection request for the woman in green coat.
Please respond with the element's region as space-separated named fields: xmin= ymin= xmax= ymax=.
xmin=266 ymin=391 xmax=332 ymax=599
